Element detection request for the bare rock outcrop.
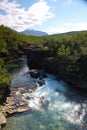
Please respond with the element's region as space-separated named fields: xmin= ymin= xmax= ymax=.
xmin=0 ymin=112 xmax=6 ymax=128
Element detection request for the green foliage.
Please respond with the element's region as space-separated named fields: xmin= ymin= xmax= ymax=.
xmin=0 ymin=37 xmax=7 ymax=53
xmin=0 ymin=58 xmax=11 ymax=103
xmin=0 ymin=58 xmax=11 ymax=86
xmin=0 ymin=25 xmax=44 ymax=54
xmin=44 ymin=31 xmax=87 ymax=75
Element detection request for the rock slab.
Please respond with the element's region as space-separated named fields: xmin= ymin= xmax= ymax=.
xmin=0 ymin=112 xmax=6 ymax=127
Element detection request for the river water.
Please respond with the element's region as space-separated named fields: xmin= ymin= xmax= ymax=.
xmin=3 ymin=56 xmax=87 ymax=130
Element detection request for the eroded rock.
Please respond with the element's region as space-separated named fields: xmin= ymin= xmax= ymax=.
xmin=0 ymin=112 xmax=6 ymax=127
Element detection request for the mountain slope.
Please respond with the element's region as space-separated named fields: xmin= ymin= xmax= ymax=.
xmin=20 ymin=29 xmax=48 ymax=36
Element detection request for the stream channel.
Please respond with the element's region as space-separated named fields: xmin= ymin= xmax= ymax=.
xmin=2 ymin=55 xmax=87 ymax=130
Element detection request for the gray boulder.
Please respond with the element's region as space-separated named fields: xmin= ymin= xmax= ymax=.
xmin=29 ymin=69 xmax=47 ymax=79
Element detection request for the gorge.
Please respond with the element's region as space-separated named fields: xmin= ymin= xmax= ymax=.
xmin=2 ymin=56 xmax=87 ymax=130
xmin=0 ymin=25 xmax=87 ymax=130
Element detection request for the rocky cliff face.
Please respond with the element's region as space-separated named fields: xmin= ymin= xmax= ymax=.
xmin=0 ymin=85 xmax=10 ymax=104
xmin=26 ymin=48 xmax=87 ymax=91
xmin=26 ymin=49 xmax=52 ymax=70
xmin=0 ymin=85 xmax=10 ymax=128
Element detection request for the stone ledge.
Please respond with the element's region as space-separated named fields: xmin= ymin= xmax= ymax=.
xmin=0 ymin=112 xmax=6 ymax=127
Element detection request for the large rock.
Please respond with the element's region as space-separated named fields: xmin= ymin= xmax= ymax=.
xmin=39 ymin=96 xmax=49 ymax=108
xmin=29 ymin=69 xmax=47 ymax=79
xmin=37 ymin=79 xmax=45 ymax=86
xmin=0 ymin=112 xmax=6 ymax=127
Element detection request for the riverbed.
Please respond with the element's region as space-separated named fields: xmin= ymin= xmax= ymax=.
xmin=3 ymin=56 xmax=87 ymax=130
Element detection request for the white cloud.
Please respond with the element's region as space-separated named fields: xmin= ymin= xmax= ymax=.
xmin=45 ymin=22 xmax=87 ymax=34
xmin=0 ymin=0 xmax=54 ymax=31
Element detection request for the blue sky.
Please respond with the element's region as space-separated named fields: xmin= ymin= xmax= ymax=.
xmin=0 ymin=0 xmax=87 ymax=34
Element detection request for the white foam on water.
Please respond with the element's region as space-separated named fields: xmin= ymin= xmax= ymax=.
xmin=14 ymin=74 xmax=87 ymax=126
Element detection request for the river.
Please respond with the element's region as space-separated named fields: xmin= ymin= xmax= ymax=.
xmin=2 ymin=56 xmax=87 ymax=130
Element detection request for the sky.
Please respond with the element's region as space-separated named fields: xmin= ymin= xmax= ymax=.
xmin=0 ymin=0 xmax=87 ymax=34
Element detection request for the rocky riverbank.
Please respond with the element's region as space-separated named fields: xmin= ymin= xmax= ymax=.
xmin=0 ymin=70 xmax=46 ymax=129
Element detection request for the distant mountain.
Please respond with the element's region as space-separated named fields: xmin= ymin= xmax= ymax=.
xmin=20 ymin=29 xmax=48 ymax=36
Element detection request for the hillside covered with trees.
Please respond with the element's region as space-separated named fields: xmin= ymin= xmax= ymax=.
xmin=0 ymin=25 xmax=87 ymax=97
xmin=0 ymin=25 xmax=43 ymax=54
xmin=45 ymin=31 xmax=87 ymax=77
